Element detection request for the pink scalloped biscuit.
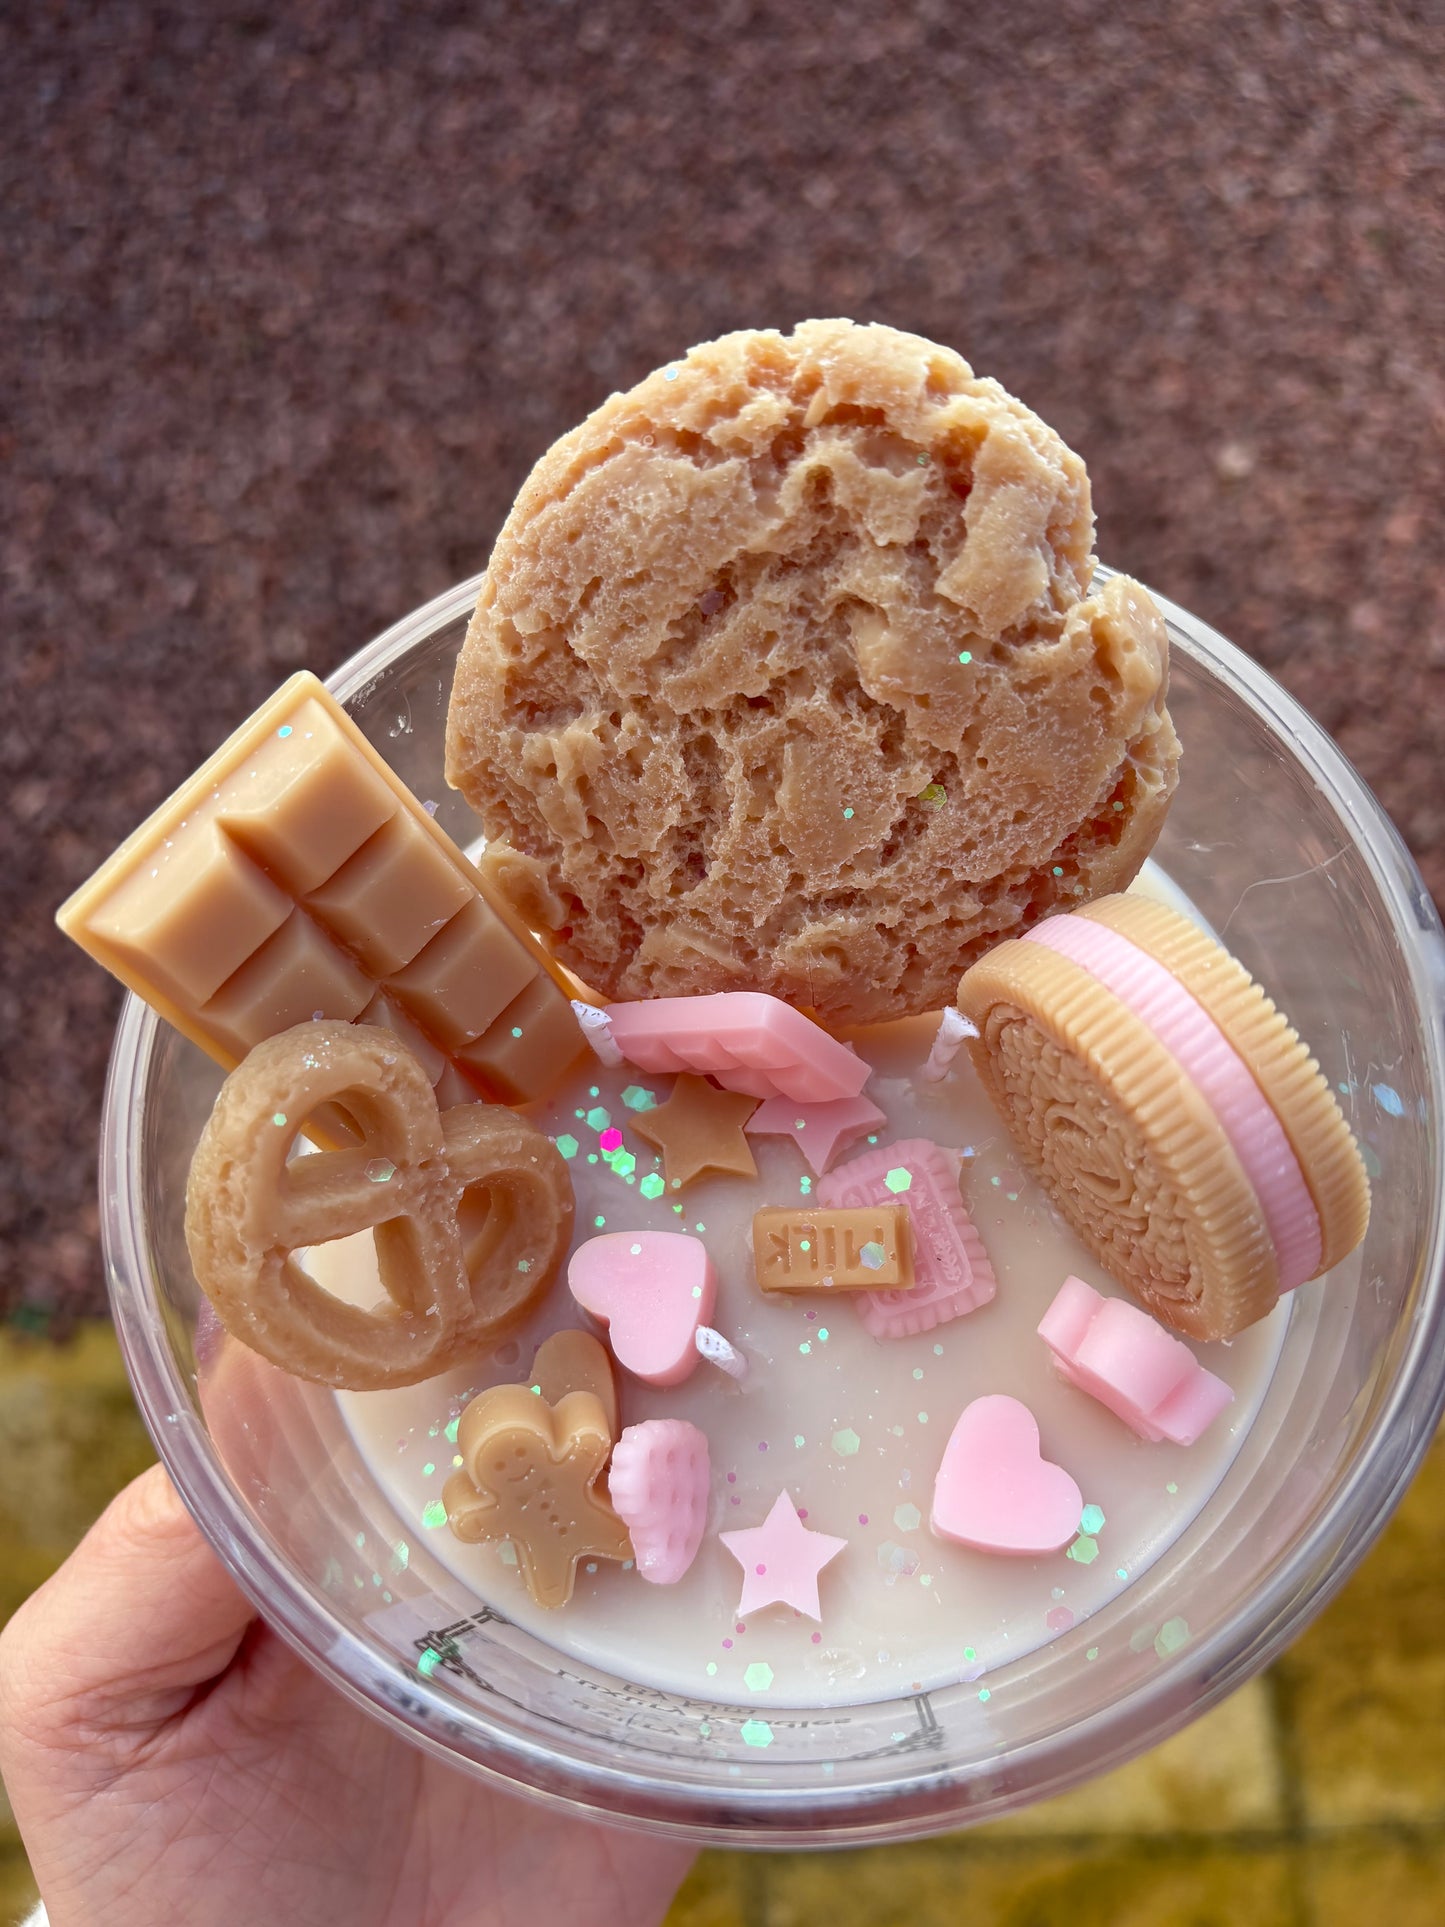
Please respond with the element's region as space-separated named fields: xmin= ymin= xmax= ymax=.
xmin=931 ymin=1395 xmax=1083 ymax=1556
xmin=567 ymin=1231 xmax=716 ymax=1386
xmin=817 ymin=1137 xmax=996 ymax=1338
xmin=1039 ymin=1276 xmax=1234 ymax=1445
xmin=608 ymin=1419 xmax=711 ymax=1585
xmin=603 ymin=992 xmax=870 ymax=1104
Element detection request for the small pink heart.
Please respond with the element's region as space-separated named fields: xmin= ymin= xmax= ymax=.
xmin=931 ymin=1395 xmax=1083 ymax=1556
xmin=567 ymin=1232 xmax=717 ymax=1387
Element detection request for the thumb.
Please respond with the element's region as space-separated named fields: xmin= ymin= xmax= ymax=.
xmin=0 ymin=1462 xmax=256 ymax=1760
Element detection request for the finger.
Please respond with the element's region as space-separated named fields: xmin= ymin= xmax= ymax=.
xmin=0 ymin=1462 xmax=256 ymax=1753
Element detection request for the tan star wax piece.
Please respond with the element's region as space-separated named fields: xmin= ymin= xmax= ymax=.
xmin=630 ymin=1074 xmax=760 ymax=1189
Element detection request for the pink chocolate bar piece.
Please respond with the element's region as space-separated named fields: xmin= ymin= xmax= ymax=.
xmin=1038 ymin=1275 xmax=1235 ymax=1445
xmin=603 ymin=992 xmax=869 ymax=1104
xmin=818 ymin=1137 xmax=996 ymax=1338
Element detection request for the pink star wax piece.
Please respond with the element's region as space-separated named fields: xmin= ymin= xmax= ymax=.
xmin=608 ymin=1419 xmax=711 ymax=1585
xmin=744 ymin=1091 xmax=888 ymax=1175
xmin=818 ymin=1138 xmax=997 ymax=1338
xmin=719 ymin=1490 xmax=848 ymax=1620
xmin=1038 ymin=1276 xmax=1235 ymax=1445
xmin=567 ymin=1231 xmax=717 ymax=1387
xmin=931 ymin=1396 xmax=1083 ymax=1557
xmin=603 ymin=992 xmax=870 ymax=1104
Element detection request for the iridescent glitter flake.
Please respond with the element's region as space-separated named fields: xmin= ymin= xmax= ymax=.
xmin=365 ymin=1159 xmax=396 ymax=1184
xmin=883 ymin=1166 xmax=912 ymax=1194
xmin=639 ymin=1172 xmax=666 ymax=1200
xmin=740 ymin=1719 xmax=773 ymax=1748
xmin=744 ymin=1662 xmax=774 ymax=1692
xmin=421 ymin=1500 xmax=448 ymax=1530
xmin=586 ymin=1106 xmax=611 ymax=1133
xmin=622 ymin=1085 xmax=658 ymax=1111
xmin=859 ymin=1240 xmax=886 ymax=1270
xmin=831 ymin=1428 xmax=861 ymax=1457
xmin=893 ymin=1503 xmax=921 ymax=1533
xmin=878 ymin=1541 xmax=920 ymax=1583
xmin=1080 ymin=1503 xmax=1106 ymax=1536
xmin=1067 ymin=1535 xmax=1099 ymax=1565
xmin=918 ymin=783 xmax=946 ymax=807
xmin=555 ymin=1134 xmax=580 ymax=1160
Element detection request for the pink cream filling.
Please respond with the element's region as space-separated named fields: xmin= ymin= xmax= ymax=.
xmin=1023 ymin=914 xmax=1322 ymax=1292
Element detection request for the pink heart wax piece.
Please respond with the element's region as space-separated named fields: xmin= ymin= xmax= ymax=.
xmin=931 ymin=1395 xmax=1083 ymax=1556
xmin=603 ymin=992 xmax=869 ymax=1104
xmin=608 ymin=1419 xmax=711 ymax=1584
xmin=567 ymin=1231 xmax=717 ymax=1387
xmin=1038 ymin=1275 xmax=1235 ymax=1445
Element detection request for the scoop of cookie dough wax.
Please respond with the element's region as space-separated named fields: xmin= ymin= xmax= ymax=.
xmin=446 ymin=320 xmax=1180 ymax=1025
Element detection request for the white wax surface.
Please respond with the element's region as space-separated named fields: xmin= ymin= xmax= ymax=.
xmin=323 ymin=1012 xmax=1287 ymax=1710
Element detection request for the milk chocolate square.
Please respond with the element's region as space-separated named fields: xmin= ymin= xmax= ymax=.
xmin=202 ymin=909 xmax=373 ymax=1061
xmin=358 ymin=989 xmax=448 ymax=1084
xmin=388 ymin=896 xmax=539 ymax=1050
xmin=216 ymin=696 xmax=398 ymax=894
xmin=84 ymin=821 xmax=292 ymax=1010
xmin=457 ymin=973 xmax=590 ymax=1103
xmin=308 ymin=810 xmax=474 ymax=976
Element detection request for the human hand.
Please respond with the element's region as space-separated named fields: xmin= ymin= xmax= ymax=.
xmin=0 ymin=1464 xmax=696 ymax=1927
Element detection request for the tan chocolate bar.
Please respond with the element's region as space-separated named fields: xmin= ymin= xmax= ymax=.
xmin=751 ymin=1205 xmax=913 ymax=1292
xmin=57 ymin=671 xmax=587 ymax=1108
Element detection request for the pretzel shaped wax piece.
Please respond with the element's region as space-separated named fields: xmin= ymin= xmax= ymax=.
xmin=184 ymin=1022 xmax=573 ymax=1390
xmin=443 ymin=1381 xmax=633 ymax=1607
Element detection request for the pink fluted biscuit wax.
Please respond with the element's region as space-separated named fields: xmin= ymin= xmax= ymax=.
xmin=603 ymin=992 xmax=870 ymax=1104
xmin=931 ymin=1395 xmax=1083 ymax=1556
xmin=817 ymin=1137 xmax=996 ymax=1338
xmin=608 ymin=1419 xmax=711 ymax=1584
xmin=1038 ymin=1276 xmax=1234 ymax=1445
xmin=567 ymin=1232 xmax=716 ymax=1387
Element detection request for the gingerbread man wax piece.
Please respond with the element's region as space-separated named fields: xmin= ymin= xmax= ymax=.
xmin=443 ymin=1383 xmax=632 ymax=1608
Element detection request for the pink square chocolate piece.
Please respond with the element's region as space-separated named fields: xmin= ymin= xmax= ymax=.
xmin=1038 ymin=1276 xmax=1235 ymax=1446
xmin=567 ymin=1231 xmax=717 ymax=1387
xmin=817 ymin=1137 xmax=996 ymax=1339
xmin=603 ymin=992 xmax=869 ymax=1104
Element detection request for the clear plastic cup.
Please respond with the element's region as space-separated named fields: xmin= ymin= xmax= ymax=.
xmin=101 ymin=572 xmax=1445 ymax=1847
